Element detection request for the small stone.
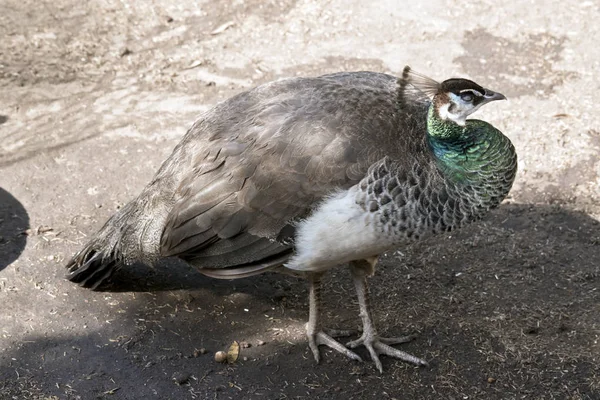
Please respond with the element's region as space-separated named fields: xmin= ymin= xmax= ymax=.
xmin=256 ymin=340 xmax=266 ymax=346
xmin=214 ymin=351 xmax=227 ymax=363
xmin=240 ymin=341 xmax=251 ymax=348
xmin=487 ymin=377 xmax=496 ymax=384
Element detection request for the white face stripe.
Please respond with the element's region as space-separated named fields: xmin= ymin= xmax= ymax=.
xmin=459 ymin=88 xmax=484 ymax=97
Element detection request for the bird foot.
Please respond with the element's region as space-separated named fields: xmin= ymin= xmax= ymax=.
xmin=308 ymin=329 xmax=363 ymax=364
xmin=346 ymin=334 xmax=428 ymax=373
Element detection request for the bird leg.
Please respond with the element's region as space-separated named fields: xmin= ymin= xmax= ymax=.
xmin=347 ymin=259 xmax=428 ymax=373
xmin=306 ymin=272 xmax=363 ymax=364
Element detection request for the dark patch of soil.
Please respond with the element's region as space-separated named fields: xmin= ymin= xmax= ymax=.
xmin=1 ymin=205 xmax=599 ymax=399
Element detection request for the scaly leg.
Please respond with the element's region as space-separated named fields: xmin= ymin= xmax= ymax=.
xmin=306 ymin=272 xmax=362 ymax=364
xmin=347 ymin=259 xmax=428 ymax=373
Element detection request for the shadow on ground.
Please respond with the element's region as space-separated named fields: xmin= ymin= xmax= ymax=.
xmin=0 ymin=187 xmax=29 ymax=271
xmin=1 ymin=204 xmax=599 ymax=399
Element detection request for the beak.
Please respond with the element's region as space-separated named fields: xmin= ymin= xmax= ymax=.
xmin=483 ymin=89 xmax=507 ymax=102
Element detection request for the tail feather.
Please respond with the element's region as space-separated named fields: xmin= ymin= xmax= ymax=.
xmin=66 ymin=203 xmax=133 ymax=290
xmin=65 ymin=193 xmax=167 ymax=290
xmin=66 ymin=248 xmax=120 ymax=290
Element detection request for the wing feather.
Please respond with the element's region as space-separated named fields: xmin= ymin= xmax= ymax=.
xmin=158 ymin=71 xmax=429 ymax=273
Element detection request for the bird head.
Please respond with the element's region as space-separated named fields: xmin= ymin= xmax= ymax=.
xmin=400 ymin=66 xmax=506 ymax=126
xmin=437 ymin=79 xmax=506 ymax=126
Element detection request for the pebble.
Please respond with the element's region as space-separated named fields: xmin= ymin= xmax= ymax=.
xmin=214 ymin=351 xmax=227 ymax=363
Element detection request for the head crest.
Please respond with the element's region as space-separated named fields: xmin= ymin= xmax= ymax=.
xmin=398 ymin=66 xmax=440 ymax=100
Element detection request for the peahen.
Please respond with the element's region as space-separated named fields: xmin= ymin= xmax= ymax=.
xmin=66 ymin=66 xmax=517 ymax=372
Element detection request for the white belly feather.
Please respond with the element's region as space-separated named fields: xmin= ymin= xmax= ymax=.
xmin=285 ymin=186 xmax=393 ymax=272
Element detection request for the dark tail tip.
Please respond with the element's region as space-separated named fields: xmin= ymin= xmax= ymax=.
xmin=65 ymin=248 xmax=119 ymax=290
xmin=398 ymin=65 xmax=412 ymax=87
xmin=401 ymin=65 xmax=412 ymax=79
xmin=396 ymin=65 xmax=412 ymax=109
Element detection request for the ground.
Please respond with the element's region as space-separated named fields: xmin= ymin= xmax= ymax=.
xmin=0 ymin=0 xmax=599 ymax=399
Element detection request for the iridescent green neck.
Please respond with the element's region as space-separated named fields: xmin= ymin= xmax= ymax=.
xmin=426 ymin=106 xmax=466 ymax=140
xmin=426 ymin=106 xmax=496 ymax=183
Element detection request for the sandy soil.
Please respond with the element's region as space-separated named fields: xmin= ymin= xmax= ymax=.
xmin=1 ymin=0 xmax=599 ymax=399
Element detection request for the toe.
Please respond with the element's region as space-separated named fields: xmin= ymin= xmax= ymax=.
xmin=308 ymin=338 xmax=321 ymax=363
xmin=346 ymin=336 xmax=366 ymax=349
xmin=378 ymin=334 xmax=416 ymax=345
xmin=308 ymin=331 xmax=363 ymax=363
xmin=373 ymin=341 xmax=428 ymax=367
xmin=317 ymin=332 xmax=363 ymax=362
xmin=365 ymin=343 xmax=383 ymax=373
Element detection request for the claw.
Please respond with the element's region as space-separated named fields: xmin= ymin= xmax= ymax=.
xmin=347 ymin=334 xmax=427 ymax=373
xmin=347 ymin=334 xmax=414 ymax=349
xmin=365 ymin=341 xmax=383 ymax=373
xmin=349 ymin=260 xmax=429 ymax=372
xmin=308 ymin=328 xmax=363 ymax=363
xmin=374 ymin=341 xmax=428 ymax=367
xmin=306 ymin=274 xmax=362 ymax=366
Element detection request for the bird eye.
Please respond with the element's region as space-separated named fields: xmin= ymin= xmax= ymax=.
xmin=460 ymin=93 xmax=474 ymax=102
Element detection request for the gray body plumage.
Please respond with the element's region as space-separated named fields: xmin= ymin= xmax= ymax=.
xmin=66 ymin=70 xmax=516 ymax=290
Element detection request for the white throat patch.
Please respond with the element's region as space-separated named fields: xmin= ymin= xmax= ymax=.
xmin=438 ymin=102 xmax=466 ymax=126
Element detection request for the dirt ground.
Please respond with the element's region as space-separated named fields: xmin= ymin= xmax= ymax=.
xmin=1 ymin=0 xmax=599 ymax=399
